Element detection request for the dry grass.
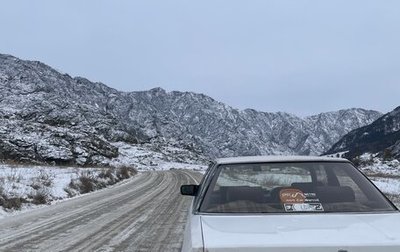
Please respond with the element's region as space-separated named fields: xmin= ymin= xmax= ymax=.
xmin=65 ymin=166 xmax=137 ymax=197
xmin=6 ymin=168 xmax=22 ymax=183
xmin=0 ymin=196 xmax=26 ymax=210
xmin=116 ymin=166 xmax=137 ymax=180
xmin=30 ymin=189 xmax=49 ymax=205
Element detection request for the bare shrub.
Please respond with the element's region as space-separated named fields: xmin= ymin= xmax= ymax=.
xmin=0 ymin=179 xmax=4 ymax=196
xmin=29 ymin=170 xmax=54 ymax=191
xmin=0 ymin=185 xmax=4 ymax=207
xmin=79 ymin=174 xmax=95 ymax=193
xmin=68 ymin=179 xmax=79 ymax=191
xmin=0 ymin=197 xmax=24 ymax=210
xmin=7 ymin=168 xmax=22 ymax=183
xmin=63 ymin=187 xmax=77 ymax=198
xmin=30 ymin=182 xmax=41 ymax=190
xmin=0 ymin=174 xmax=24 ymax=210
xmin=116 ymin=166 xmax=137 ymax=180
xmin=75 ymin=171 xmax=107 ymax=194
xmin=99 ymin=168 xmax=117 ymax=185
xmin=37 ymin=169 xmax=54 ymax=187
xmin=31 ymin=189 xmax=49 ymax=205
xmin=64 ymin=166 xmax=137 ymax=197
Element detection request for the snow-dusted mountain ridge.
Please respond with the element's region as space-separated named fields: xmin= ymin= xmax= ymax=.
xmin=0 ymin=54 xmax=382 ymax=165
xmin=326 ymin=106 xmax=400 ymax=159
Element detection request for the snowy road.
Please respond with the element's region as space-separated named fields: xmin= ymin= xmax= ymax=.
xmin=0 ymin=170 xmax=202 ymax=252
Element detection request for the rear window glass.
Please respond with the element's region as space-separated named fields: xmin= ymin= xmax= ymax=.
xmin=199 ymin=162 xmax=396 ymax=213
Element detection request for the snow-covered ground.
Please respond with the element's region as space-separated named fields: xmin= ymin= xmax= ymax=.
xmin=0 ymin=163 xmax=204 ymax=218
xmin=0 ymin=165 xmax=87 ymax=200
xmin=0 ymin=165 xmax=94 ymax=218
xmin=325 ymin=152 xmax=400 ymax=205
xmin=0 ymin=164 xmax=137 ymax=218
xmin=356 ymin=153 xmax=400 ymax=207
xmin=0 ymin=142 xmax=207 ymax=217
xmin=109 ymin=142 xmax=207 ymax=171
xmin=2 ymin=146 xmax=399 ymax=217
xmin=358 ymin=154 xmax=400 ymax=177
xmin=371 ymin=177 xmax=400 ymax=195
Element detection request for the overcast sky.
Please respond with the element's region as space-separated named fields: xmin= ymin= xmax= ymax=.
xmin=1 ymin=0 xmax=399 ymax=116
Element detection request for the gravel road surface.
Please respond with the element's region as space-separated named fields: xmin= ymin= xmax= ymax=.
xmin=0 ymin=170 xmax=202 ymax=252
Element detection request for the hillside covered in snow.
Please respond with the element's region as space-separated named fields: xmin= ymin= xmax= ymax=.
xmin=326 ymin=106 xmax=400 ymax=159
xmin=0 ymin=53 xmax=382 ymax=166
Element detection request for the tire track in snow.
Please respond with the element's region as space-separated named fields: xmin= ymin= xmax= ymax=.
xmin=0 ymin=170 xmax=202 ymax=252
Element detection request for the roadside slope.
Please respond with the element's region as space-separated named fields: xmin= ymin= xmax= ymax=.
xmin=0 ymin=170 xmax=202 ymax=252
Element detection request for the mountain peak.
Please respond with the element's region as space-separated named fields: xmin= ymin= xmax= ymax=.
xmin=0 ymin=53 xmax=386 ymax=165
xmin=149 ymin=87 xmax=166 ymax=93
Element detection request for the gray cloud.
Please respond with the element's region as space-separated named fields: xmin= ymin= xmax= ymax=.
xmin=1 ymin=0 xmax=399 ymax=116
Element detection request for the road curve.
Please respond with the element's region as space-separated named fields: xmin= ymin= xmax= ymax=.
xmin=0 ymin=170 xmax=202 ymax=252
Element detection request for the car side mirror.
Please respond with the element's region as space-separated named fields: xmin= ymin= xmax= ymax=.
xmin=180 ymin=184 xmax=199 ymax=196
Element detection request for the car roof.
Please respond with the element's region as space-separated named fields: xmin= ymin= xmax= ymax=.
xmin=215 ymin=155 xmax=350 ymax=165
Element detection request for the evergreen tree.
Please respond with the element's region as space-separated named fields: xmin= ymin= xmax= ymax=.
xmin=383 ymin=149 xmax=393 ymax=161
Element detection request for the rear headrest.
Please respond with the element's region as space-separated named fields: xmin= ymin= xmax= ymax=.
xmin=226 ymin=186 xmax=264 ymax=203
xmin=291 ymin=182 xmax=323 ymax=192
xmin=315 ymin=186 xmax=355 ymax=203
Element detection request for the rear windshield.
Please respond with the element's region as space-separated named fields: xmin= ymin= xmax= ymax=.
xmin=199 ymin=162 xmax=396 ymax=213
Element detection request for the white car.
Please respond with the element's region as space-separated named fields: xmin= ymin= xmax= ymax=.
xmin=180 ymin=156 xmax=400 ymax=252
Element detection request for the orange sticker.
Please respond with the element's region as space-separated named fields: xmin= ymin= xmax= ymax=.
xmin=279 ymin=189 xmax=306 ymax=203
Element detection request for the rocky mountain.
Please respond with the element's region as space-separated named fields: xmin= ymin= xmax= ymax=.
xmin=0 ymin=53 xmax=382 ymax=165
xmin=326 ymin=106 xmax=400 ymax=159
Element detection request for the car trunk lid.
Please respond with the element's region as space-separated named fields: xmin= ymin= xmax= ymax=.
xmin=201 ymin=213 xmax=400 ymax=252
